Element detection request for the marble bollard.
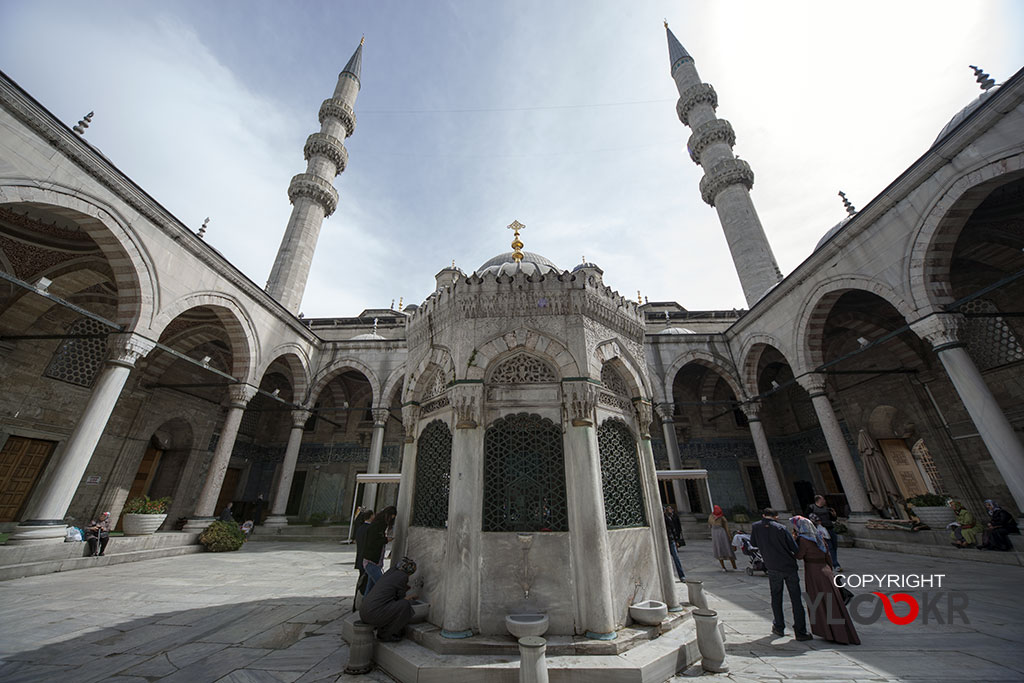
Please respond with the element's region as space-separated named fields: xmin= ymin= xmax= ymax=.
xmin=685 ymin=579 xmax=708 ymax=610
xmin=518 ymin=636 xmax=549 ymax=683
xmin=344 ymin=621 xmax=375 ymax=675
xmin=693 ymin=608 xmax=729 ymax=673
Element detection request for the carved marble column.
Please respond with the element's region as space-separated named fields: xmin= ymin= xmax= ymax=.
xmin=912 ymin=313 xmax=1024 ymax=517
xmin=796 ymin=374 xmax=871 ymax=514
xmin=655 ymin=403 xmax=690 ymax=512
xmin=563 ymin=382 xmax=617 ymax=638
xmin=391 ymin=403 xmax=420 ymax=564
xmin=637 ymin=400 xmax=682 ymax=612
xmin=10 ymin=333 xmax=155 ymax=543
xmin=360 ymin=407 xmax=391 ymax=511
xmin=440 ymin=384 xmax=483 ymax=638
xmin=184 ymin=383 xmax=258 ymax=530
xmin=264 ymin=409 xmax=311 ymax=528
xmin=740 ymin=401 xmax=788 ymax=513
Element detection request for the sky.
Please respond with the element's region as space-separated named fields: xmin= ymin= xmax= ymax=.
xmin=1 ymin=1 xmax=1022 ymax=318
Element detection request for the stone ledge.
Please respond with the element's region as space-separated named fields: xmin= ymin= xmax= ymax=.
xmin=0 ymin=544 xmax=204 ymax=581
xmin=851 ymin=536 xmax=1024 ymax=566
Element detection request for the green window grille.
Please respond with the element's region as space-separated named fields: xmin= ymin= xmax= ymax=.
xmin=598 ymin=418 xmax=648 ymax=529
xmin=483 ymin=413 xmax=568 ymax=532
xmin=411 ymin=419 xmax=452 ymax=528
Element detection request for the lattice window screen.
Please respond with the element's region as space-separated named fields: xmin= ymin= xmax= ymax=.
xmin=489 ymin=353 xmax=557 ymax=383
xmin=960 ymin=299 xmax=1024 ymax=370
xmin=601 ymin=364 xmax=630 ymax=396
xmin=411 ymin=419 xmax=452 ymax=528
xmin=483 ymin=413 xmax=568 ymax=532
xmin=44 ymin=317 xmax=107 ymax=387
xmin=598 ymin=418 xmax=648 ymax=529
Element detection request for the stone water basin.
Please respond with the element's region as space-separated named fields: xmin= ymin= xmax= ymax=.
xmin=410 ymin=600 xmax=430 ymax=623
xmin=505 ymin=613 xmax=549 ymax=638
xmin=629 ymin=600 xmax=668 ymax=626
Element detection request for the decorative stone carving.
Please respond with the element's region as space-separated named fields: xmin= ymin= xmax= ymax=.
xmin=372 ymin=408 xmax=390 ymax=427
xmin=318 ymin=97 xmax=357 ymax=137
xmin=452 ymin=385 xmax=481 ymax=429
xmin=910 ymin=313 xmax=965 ymax=349
xmin=107 ymin=332 xmax=156 ymax=367
xmin=600 ymin=364 xmax=630 ymax=396
xmin=287 ymin=172 xmax=339 ymax=216
xmin=490 ymin=353 xmax=557 ymax=383
xmin=420 ymin=396 xmax=449 ymax=416
xmin=226 ymin=383 xmax=258 ymax=408
xmin=303 ymin=132 xmax=348 ymax=175
xmin=675 ymin=82 xmax=718 ymax=126
xmin=654 ymin=403 xmax=675 ymax=423
xmin=739 ymin=401 xmax=762 ymax=421
xmin=291 ymin=409 xmax=312 ymax=429
xmin=699 ymin=158 xmax=755 ymax=207
xmin=687 ymin=118 xmax=736 ymax=164
xmin=402 ymin=404 xmax=420 ymax=443
xmin=634 ymin=400 xmax=653 ymax=439
xmin=423 ymin=367 xmax=448 ymax=400
xmin=564 ymin=382 xmax=599 ymax=427
xmin=796 ymin=373 xmax=828 ymax=398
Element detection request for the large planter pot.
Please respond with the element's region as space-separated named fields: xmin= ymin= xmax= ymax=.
xmin=123 ymin=513 xmax=168 ymax=535
xmin=911 ymin=506 xmax=955 ymax=530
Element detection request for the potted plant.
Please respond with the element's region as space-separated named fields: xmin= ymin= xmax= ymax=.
xmin=904 ymin=493 xmax=953 ymax=529
xmin=121 ymin=496 xmax=171 ymax=535
xmin=199 ymin=520 xmax=245 ymax=552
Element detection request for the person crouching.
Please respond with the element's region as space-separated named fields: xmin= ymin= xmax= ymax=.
xmin=359 ymin=556 xmax=418 ymax=642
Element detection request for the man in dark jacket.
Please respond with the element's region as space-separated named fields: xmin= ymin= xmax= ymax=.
xmin=361 ymin=506 xmax=397 ymax=595
xmin=359 ymin=556 xmax=417 ymax=642
xmin=750 ymin=508 xmax=811 ymax=640
xmin=664 ymin=505 xmax=686 ymax=581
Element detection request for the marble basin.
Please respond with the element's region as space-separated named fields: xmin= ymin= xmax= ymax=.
xmin=629 ymin=600 xmax=668 ymax=626
xmin=505 ymin=613 xmax=549 ymax=638
xmin=410 ymin=600 xmax=430 ymax=623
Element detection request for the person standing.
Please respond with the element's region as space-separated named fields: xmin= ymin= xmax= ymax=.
xmin=708 ymin=505 xmax=736 ymax=571
xmin=750 ymin=508 xmax=812 ymax=641
xmin=791 ymin=515 xmax=859 ymax=644
xmin=352 ymin=508 xmax=375 ymax=610
xmin=362 ymin=506 xmax=397 ymax=594
xmin=84 ymin=511 xmax=111 ymax=557
xmin=807 ymin=495 xmax=841 ymax=571
xmin=664 ymin=505 xmax=686 ymax=581
xmin=359 ymin=556 xmax=418 ymax=642
xmin=254 ymin=493 xmax=266 ymax=526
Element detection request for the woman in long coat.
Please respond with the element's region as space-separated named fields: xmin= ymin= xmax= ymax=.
xmin=791 ymin=515 xmax=860 ymax=644
xmin=708 ymin=505 xmax=736 ymax=571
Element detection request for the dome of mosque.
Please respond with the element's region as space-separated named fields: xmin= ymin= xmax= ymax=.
xmin=815 ymin=216 xmax=852 ymax=251
xmin=477 ymin=251 xmax=561 ymax=278
xmin=571 ymin=261 xmax=602 ymax=273
xmin=657 ymin=327 xmax=697 ymax=335
xmin=351 ymin=333 xmax=385 ymax=341
xmin=933 ymin=87 xmax=999 ymax=145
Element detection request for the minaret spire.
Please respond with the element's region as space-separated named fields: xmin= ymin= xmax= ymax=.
xmin=266 ymin=39 xmax=363 ymax=314
xmin=665 ymin=23 xmax=782 ymax=306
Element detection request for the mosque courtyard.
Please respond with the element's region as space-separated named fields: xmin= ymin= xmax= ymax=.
xmin=0 ymin=540 xmax=1019 ymax=683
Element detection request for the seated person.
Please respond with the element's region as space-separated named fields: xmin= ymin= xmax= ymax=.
xmin=980 ymin=499 xmax=1019 ymax=551
xmin=359 ymin=556 xmax=417 ymax=642
xmin=85 ymin=511 xmax=111 ymax=557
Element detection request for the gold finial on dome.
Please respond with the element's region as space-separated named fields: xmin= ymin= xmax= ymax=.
xmin=360 ymin=35 xmax=365 ymax=46
xmin=637 ymin=290 xmax=642 ymax=304
xmin=507 ymin=219 xmax=526 ymax=262
xmin=663 ymin=19 xmax=669 ymax=28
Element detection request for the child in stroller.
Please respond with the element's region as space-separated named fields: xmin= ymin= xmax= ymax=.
xmin=733 ymin=530 xmax=766 ymax=575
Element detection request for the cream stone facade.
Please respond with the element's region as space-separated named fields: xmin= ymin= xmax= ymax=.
xmin=1 ymin=24 xmax=1023 ymax=611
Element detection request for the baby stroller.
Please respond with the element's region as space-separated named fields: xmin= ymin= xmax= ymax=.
xmin=741 ymin=537 xmax=767 ymax=576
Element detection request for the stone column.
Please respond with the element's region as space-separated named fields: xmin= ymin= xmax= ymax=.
xmin=796 ymin=374 xmax=871 ymax=515
xmin=741 ymin=402 xmax=788 ymax=514
xmin=656 ymin=403 xmax=690 ymax=512
xmin=10 ymin=333 xmax=155 ymax=543
xmin=563 ymin=382 xmax=617 ymax=638
xmin=440 ymin=384 xmax=483 ymax=638
xmin=264 ymin=409 xmax=311 ymax=528
xmin=638 ymin=401 xmax=682 ymax=611
xmin=913 ymin=314 xmax=1024 ymax=519
xmin=184 ymin=383 xmax=257 ymax=530
xmin=360 ymin=407 xmax=390 ymax=511
xmin=391 ymin=403 xmax=420 ymax=564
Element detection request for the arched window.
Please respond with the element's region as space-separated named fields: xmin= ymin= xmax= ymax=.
xmin=483 ymin=413 xmax=567 ymax=532
xmin=411 ymin=420 xmax=453 ymax=528
xmin=598 ymin=418 xmax=648 ymax=529
xmin=599 ymin=363 xmax=633 ymax=411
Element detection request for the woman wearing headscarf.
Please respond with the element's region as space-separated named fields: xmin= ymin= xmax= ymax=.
xmin=980 ymin=500 xmax=1018 ymax=551
xmin=948 ymin=501 xmax=979 ymax=548
xmin=790 ymin=515 xmax=860 ymax=645
xmin=708 ymin=505 xmax=736 ymax=571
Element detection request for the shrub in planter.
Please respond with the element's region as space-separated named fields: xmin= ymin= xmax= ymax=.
xmin=199 ymin=520 xmax=245 ymax=552
xmin=122 ymin=496 xmax=172 ymax=535
xmin=123 ymin=496 xmax=171 ymax=514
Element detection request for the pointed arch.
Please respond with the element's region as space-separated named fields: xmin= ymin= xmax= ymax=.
xmin=595 ymin=338 xmax=651 ymax=399
xmin=468 ymin=328 xmax=579 ymax=381
xmin=662 ymin=349 xmax=743 ymax=404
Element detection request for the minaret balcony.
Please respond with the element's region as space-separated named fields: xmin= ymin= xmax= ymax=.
xmin=687 ymin=119 xmax=736 ymax=165
xmin=698 ymin=158 xmax=754 ymax=207
xmin=304 ymin=132 xmax=348 ymax=175
xmin=318 ymin=97 xmax=357 ymax=137
xmin=287 ymin=173 xmax=339 ymax=216
xmin=675 ymin=83 xmax=717 ymax=126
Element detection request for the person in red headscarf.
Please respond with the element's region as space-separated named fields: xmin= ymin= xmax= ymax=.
xmin=708 ymin=505 xmax=736 ymax=571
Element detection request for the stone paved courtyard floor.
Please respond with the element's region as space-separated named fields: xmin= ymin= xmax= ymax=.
xmin=0 ymin=539 xmax=1020 ymax=682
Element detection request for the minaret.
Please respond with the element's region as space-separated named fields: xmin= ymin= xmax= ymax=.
xmin=266 ymin=38 xmax=363 ymax=314
xmin=665 ymin=24 xmax=782 ymax=306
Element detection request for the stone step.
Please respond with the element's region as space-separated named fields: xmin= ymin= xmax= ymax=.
xmin=0 ymin=538 xmax=203 ymax=581
xmin=851 ymin=536 xmax=1024 ymax=566
xmin=246 ymin=525 xmax=351 ymax=543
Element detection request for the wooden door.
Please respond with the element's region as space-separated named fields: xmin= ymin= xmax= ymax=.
xmin=0 ymin=436 xmax=56 ymax=522
xmin=879 ymin=438 xmax=928 ymax=499
xmin=116 ymin=445 xmax=163 ymax=530
xmin=214 ymin=466 xmax=242 ymax=520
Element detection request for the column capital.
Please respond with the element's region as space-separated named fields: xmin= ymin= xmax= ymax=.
xmin=564 ymin=381 xmax=599 ymax=427
xmin=371 ymin=407 xmax=390 ymax=427
xmin=107 ymin=332 xmax=156 ymax=367
xmin=290 ymin=409 xmax=312 ymax=429
xmin=634 ymin=400 xmax=654 ymax=440
xmin=796 ymin=373 xmax=828 ymax=397
xmin=654 ymin=403 xmax=675 ymax=422
xmin=740 ymin=400 xmax=763 ymax=420
xmin=226 ymin=383 xmax=258 ymax=408
xmin=402 ymin=403 xmax=420 ymax=442
xmin=911 ymin=313 xmax=966 ymax=351
xmin=452 ymin=384 xmax=482 ymax=429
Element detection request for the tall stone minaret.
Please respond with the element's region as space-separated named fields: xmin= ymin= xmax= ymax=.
xmin=267 ymin=38 xmax=363 ymax=314
xmin=666 ymin=24 xmax=782 ymax=307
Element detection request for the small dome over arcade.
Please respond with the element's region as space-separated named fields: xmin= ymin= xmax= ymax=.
xmin=657 ymin=327 xmax=697 ymax=335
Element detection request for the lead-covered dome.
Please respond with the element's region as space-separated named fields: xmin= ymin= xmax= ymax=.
xmin=477 ymin=251 xmax=561 ymax=278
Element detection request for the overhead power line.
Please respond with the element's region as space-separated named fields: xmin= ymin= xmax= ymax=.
xmin=359 ymin=98 xmax=675 ymax=115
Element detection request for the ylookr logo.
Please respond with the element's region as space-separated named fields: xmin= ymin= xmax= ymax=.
xmin=806 ymin=573 xmax=969 ymax=626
